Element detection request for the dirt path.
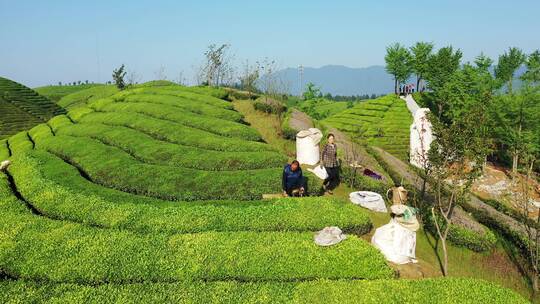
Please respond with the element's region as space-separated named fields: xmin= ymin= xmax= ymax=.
xmin=288 ymin=109 xmax=313 ymax=131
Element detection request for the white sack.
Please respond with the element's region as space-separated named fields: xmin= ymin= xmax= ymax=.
xmin=371 ymin=218 xmax=417 ymax=264
xmin=349 ymin=191 xmax=387 ymax=213
xmin=307 ymin=165 xmax=328 ymax=180
xmin=296 ymin=128 xmax=322 ymax=165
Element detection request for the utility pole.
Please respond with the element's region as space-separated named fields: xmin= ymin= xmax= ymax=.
xmin=298 ymin=65 xmax=304 ymax=97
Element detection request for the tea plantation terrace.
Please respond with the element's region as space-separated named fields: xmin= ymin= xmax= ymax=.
xmin=0 ymin=82 xmax=527 ymax=303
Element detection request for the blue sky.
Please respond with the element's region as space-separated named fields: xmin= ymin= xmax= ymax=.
xmin=1 ymin=0 xmax=539 ymax=87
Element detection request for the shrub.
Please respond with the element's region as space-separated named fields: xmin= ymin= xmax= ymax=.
xmin=424 ymin=212 xmax=497 ymax=252
xmin=253 ymin=98 xmax=287 ymax=115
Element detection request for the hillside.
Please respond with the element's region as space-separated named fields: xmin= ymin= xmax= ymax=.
xmin=34 ymin=83 xmax=104 ymax=102
xmin=323 ymin=94 xmax=412 ymax=161
xmin=0 ymin=83 xmax=527 ymax=302
xmin=0 ymin=77 xmax=65 ymax=139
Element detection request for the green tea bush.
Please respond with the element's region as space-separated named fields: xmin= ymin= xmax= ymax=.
xmin=0 ymin=139 xmax=9 ymax=160
xmin=10 ymin=151 xmax=372 ymax=234
xmin=0 ymin=278 xmax=527 ymax=303
xmin=129 ymin=86 xmax=233 ymax=109
xmin=54 ymin=123 xmax=284 ymax=170
xmin=111 ymin=93 xmax=243 ymax=121
xmin=424 ymin=212 xmax=497 ymax=252
xmin=88 ymin=99 xmax=259 ymax=140
xmin=0 ymin=174 xmax=392 ymax=283
xmin=74 ymin=112 xmax=275 ymax=152
xmin=35 ymin=135 xmax=282 ymax=201
xmin=57 ymin=85 xmax=118 ymax=109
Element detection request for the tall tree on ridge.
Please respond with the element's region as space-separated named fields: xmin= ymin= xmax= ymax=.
xmin=410 ymin=42 xmax=434 ymax=92
xmin=495 ymin=47 xmax=526 ymax=95
xmin=385 ymin=43 xmax=412 ymax=95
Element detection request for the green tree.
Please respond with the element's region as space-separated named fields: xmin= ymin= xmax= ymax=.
xmin=385 ymin=43 xmax=412 ymax=94
xmin=494 ymin=47 xmax=526 ymax=94
xmin=112 ymin=64 xmax=127 ymax=90
xmin=424 ymin=46 xmax=463 ymax=117
xmin=410 ymin=42 xmax=434 ymax=92
xmin=303 ymin=82 xmax=321 ymax=100
xmin=428 ymin=64 xmax=493 ymax=276
xmin=474 ymin=52 xmax=494 ymax=72
xmin=522 ymin=50 xmax=540 ymax=83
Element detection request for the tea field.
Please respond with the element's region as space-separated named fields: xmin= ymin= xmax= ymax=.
xmin=0 ymin=81 xmax=527 ymax=302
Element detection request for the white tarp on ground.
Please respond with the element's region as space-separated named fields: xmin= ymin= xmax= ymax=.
xmin=296 ymin=128 xmax=323 ymax=165
xmin=371 ymin=218 xmax=417 ymax=264
xmin=314 ymin=226 xmax=347 ymax=246
xmin=410 ymin=108 xmax=433 ymax=169
xmin=349 ymin=191 xmax=388 ymax=213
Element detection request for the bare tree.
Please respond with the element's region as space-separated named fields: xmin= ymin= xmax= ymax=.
xmin=175 ymin=70 xmax=187 ymax=85
xmin=202 ymin=43 xmax=234 ymax=86
xmin=517 ymin=148 xmax=540 ymax=293
xmin=126 ymin=69 xmax=142 ymax=86
xmin=154 ymin=65 xmax=167 ymax=80
xmin=239 ymin=60 xmax=260 ymax=97
xmin=257 ymin=58 xmax=292 ymax=102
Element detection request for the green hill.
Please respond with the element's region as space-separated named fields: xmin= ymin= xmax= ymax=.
xmin=35 ymin=83 xmax=104 ymax=102
xmin=298 ymin=98 xmax=350 ymax=119
xmin=323 ymin=94 xmax=412 ymax=161
xmin=0 ymin=83 xmax=526 ymax=303
xmin=0 ymin=77 xmax=66 ymax=139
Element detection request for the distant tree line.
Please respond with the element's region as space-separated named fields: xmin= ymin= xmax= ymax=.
xmin=323 ymin=93 xmax=383 ymax=101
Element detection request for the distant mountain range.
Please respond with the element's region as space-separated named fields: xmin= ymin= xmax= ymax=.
xmin=273 ymin=65 xmax=396 ymax=96
xmin=273 ymin=64 xmax=528 ymax=96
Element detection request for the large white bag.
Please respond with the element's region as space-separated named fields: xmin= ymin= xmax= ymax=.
xmin=307 ymin=165 xmax=328 ymax=180
xmin=296 ymin=128 xmax=323 ymax=165
xmin=349 ymin=191 xmax=387 ymax=213
xmin=371 ymin=218 xmax=417 ymax=264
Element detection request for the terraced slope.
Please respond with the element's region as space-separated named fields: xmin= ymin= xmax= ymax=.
xmin=0 ymin=83 xmax=526 ymax=302
xmin=298 ymin=98 xmax=349 ymax=119
xmin=35 ymin=84 xmax=104 ymax=102
xmin=0 ymin=77 xmax=66 ymax=139
xmin=323 ymin=95 xmax=412 ymax=161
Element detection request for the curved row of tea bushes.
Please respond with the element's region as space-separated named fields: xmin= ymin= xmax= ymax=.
xmin=131 ymin=85 xmax=233 ymax=110
xmin=57 ymin=85 xmax=118 ymax=109
xmin=112 ymin=93 xmax=242 ymax=121
xmin=0 ymin=139 xmax=9 ymax=160
xmin=0 ymin=174 xmax=393 ymax=283
xmin=69 ymin=112 xmax=275 ymax=152
xmin=34 ymin=135 xmax=284 ymax=201
xmin=0 ymin=278 xmax=527 ymax=303
xmin=5 ymin=131 xmax=33 ymax=155
xmin=114 ymin=87 xmax=234 ymax=111
xmin=88 ymin=99 xmax=261 ymax=141
xmin=54 ymin=123 xmax=285 ymax=170
xmin=9 ymin=151 xmax=371 ymax=234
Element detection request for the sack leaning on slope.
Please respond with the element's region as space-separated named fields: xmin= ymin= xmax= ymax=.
xmin=314 ymin=226 xmax=347 ymax=246
xmin=296 ymin=128 xmax=323 ymax=165
xmin=308 ymin=165 xmax=328 ymax=180
xmin=349 ymin=191 xmax=388 ymax=213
